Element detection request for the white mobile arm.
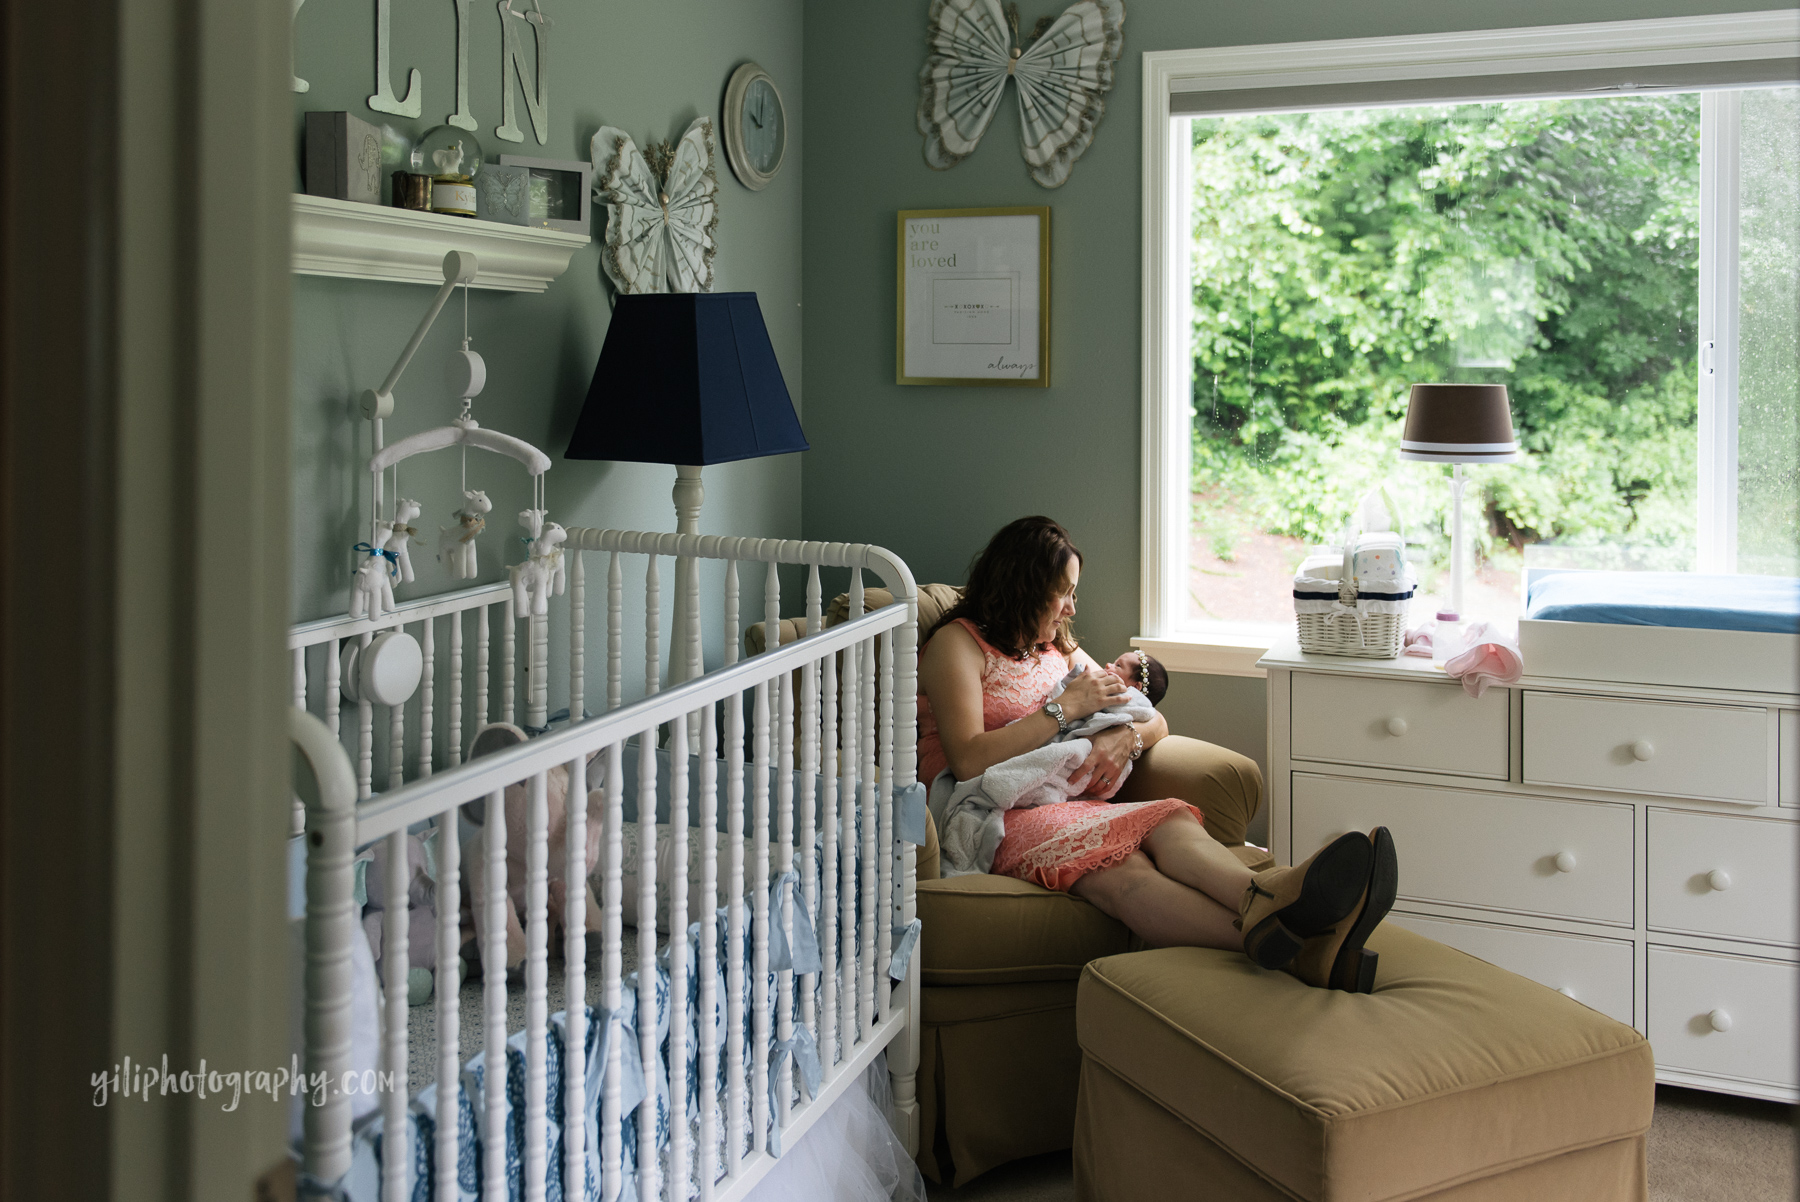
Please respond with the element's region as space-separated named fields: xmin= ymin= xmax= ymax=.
xmin=358 ymin=250 xmax=480 ymax=419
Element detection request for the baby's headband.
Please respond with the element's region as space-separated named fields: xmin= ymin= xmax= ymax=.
xmin=1136 ymin=648 xmax=1150 ymax=693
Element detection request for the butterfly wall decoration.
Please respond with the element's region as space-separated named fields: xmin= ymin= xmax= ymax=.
xmin=590 ymin=117 xmax=719 ymax=294
xmin=917 ymin=0 xmax=1125 ymax=189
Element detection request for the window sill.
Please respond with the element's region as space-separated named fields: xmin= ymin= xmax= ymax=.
xmin=1132 ymin=625 xmax=1284 ymax=678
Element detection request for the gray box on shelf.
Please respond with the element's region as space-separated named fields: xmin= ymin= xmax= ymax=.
xmin=305 ymin=111 xmax=382 ymax=205
xmin=475 ymin=164 xmax=531 ymax=226
xmin=499 ymin=155 xmax=592 ymax=234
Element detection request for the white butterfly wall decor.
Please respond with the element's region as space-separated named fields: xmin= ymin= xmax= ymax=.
xmin=917 ymin=0 xmax=1125 ymax=189
xmin=590 ymin=117 xmax=719 ymax=294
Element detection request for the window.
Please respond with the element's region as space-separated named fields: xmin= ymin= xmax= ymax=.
xmin=1139 ymin=14 xmax=1800 ymax=670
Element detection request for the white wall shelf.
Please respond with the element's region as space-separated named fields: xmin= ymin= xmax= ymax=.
xmin=291 ymin=194 xmax=590 ymax=293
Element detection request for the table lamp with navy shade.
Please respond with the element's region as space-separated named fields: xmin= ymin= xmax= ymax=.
xmin=1396 ymin=383 xmax=1520 ymax=624
xmin=566 ymin=291 xmax=806 ymax=686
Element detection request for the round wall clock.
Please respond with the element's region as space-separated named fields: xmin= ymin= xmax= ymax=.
xmin=722 ymin=62 xmax=787 ymax=190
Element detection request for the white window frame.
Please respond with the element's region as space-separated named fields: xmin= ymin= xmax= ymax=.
xmin=1137 ymin=11 xmax=1800 ymax=676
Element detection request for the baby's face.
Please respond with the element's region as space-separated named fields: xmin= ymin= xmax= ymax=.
xmin=1105 ymin=653 xmax=1138 ymax=688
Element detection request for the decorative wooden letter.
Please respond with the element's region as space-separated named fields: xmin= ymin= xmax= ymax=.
xmin=448 ymin=0 xmax=478 ymax=131
xmin=292 ymin=0 xmax=309 ymax=93
xmin=368 ymin=0 xmax=423 ymax=118
xmin=494 ymin=0 xmax=549 ymax=145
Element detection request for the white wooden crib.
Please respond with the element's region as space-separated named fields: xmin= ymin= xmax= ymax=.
xmin=287 ymin=530 xmax=922 ymax=1202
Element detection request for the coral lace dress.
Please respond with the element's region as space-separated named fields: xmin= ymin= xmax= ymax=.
xmin=917 ymin=618 xmax=1201 ymax=892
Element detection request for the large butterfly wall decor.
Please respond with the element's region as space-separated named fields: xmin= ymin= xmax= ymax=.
xmin=590 ymin=117 xmax=720 ymax=294
xmin=917 ymin=0 xmax=1125 ymax=189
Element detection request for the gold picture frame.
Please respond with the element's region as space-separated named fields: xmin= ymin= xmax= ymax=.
xmin=896 ymin=206 xmax=1050 ymax=387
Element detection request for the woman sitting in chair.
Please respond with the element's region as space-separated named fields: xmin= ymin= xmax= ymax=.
xmin=917 ymin=515 xmax=1399 ymax=992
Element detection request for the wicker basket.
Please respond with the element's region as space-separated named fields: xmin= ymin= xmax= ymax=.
xmin=1294 ymin=573 xmax=1409 ymax=658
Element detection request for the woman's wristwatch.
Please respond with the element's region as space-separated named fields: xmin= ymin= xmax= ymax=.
xmin=1044 ymin=700 xmax=1068 ymax=735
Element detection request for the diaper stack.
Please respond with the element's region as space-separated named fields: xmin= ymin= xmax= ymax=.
xmin=1293 ymin=529 xmax=1416 ymax=658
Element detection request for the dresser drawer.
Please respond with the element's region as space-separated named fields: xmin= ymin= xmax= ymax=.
xmin=1648 ymin=809 xmax=1799 ymax=947
xmin=1523 ymin=691 xmax=1768 ymax=804
xmin=1781 ymin=710 xmax=1798 ymax=808
xmin=1648 ymin=946 xmax=1798 ymax=1090
xmin=1292 ymin=774 xmax=1634 ymax=925
xmin=1291 ymin=671 xmax=1509 ymax=779
xmin=1387 ymin=913 xmax=1633 ymax=1025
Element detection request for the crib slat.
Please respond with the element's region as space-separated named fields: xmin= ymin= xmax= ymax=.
xmin=326 ymin=637 xmax=343 ymax=739
xmin=635 ymin=725 xmax=660 ymax=1199
xmin=838 ymin=575 xmax=860 ymax=1064
xmin=388 ymin=662 xmax=405 ymax=792
xmin=293 ymin=649 xmax=308 ymax=836
xmin=859 ymin=631 xmax=878 ymax=1042
xmin=526 ymin=769 xmax=550 ymax=1200
xmin=668 ymin=711 xmax=691 ymax=1199
xmin=562 ymin=750 xmax=589 ymax=1198
xmin=381 ymin=829 xmax=411 ymax=1201
xmin=819 ymin=637 xmax=840 ymax=1078
xmin=570 ymin=551 xmax=586 ymax=726
xmin=601 ymin=742 xmax=624 ymax=1202
xmin=698 ymin=699 xmax=720 ymax=1202
xmin=607 ymin=551 xmax=623 ymax=713
xmin=434 ymin=806 xmax=462 ymax=1202
xmin=751 ymin=678 xmax=771 ymax=1154
xmin=448 ymin=611 xmax=463 ymax=766
xmin=723 ymin=560 xmax=739 ymax=667
xmin=503 ymin=594 xmax=517 ymax=726
xmin=482 ymin=786 xmax=508 ymax=1202
xmin=645 ymin=555 xmax=661 ymax=700
xmin=419 ymin=617 xmax=435 ymax=778
xmin=878 ymin=629 xmax=895 ymax=1024
xmin=893 ymin=581 xmax=922 ymax=1139
xmin=358 ymin=632 xmax=374 ymax=800
xmin=799 ymin=565 xmax=821 ymax=1054
xmin=477 ymin=603 xmax=491 ymax=729
xmin=725 ymin=655 xmax=746 ymax=1174
xmin=528 ymin=612 xmax=549 ymax=731
xmin=777 ymin=668 xmax=796 ymax=1123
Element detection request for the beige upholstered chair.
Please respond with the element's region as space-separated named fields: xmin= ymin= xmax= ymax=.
xmin=751 ymin=585 xmax=1272 ymax=1187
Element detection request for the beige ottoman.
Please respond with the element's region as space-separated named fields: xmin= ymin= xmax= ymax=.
xmin=1074 ymin=925 xmax=1655 ymax=1201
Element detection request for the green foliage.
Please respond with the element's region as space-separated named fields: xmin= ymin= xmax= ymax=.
xmin=1191 ymin=96 xmax=1701 ymax=563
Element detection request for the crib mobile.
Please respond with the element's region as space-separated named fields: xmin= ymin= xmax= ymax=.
xmin=345 ymin=250 xmax=558 ymax=709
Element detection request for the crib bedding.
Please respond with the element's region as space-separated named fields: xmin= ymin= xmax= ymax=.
xmin=1525 ymin=569 xmax=1800 ymax=633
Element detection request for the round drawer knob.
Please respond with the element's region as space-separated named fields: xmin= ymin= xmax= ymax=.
xmin=1554 ymin=851 xmax=1578 ymax=874
xmin=1708 ymin=1009 xmax=1733 ymax=1033
xmin=1386 ymin=717 xmax=1409 ymax=737
xmin=1630 ymin=739 xmax=1655 ymax=762
xmin=1708 ymin=869 xmax=1733 ymax=892
xmin=1557 ymin=987 xmax=1577 ymax=999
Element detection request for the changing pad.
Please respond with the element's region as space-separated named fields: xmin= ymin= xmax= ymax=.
xmin=1525 ymin=570 xmax=1800 ymax=634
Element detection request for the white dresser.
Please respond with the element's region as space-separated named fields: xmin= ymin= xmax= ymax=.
xmin=1260 ymin=636 xmax=1800 ymax=1102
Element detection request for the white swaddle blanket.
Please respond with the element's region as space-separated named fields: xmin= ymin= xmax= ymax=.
xmin=926 ymin=669 xmax=1156 ymax=878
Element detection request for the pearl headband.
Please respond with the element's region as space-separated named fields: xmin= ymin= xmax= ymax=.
xmin=1136 ymin=648 xmax=1150 ymax=694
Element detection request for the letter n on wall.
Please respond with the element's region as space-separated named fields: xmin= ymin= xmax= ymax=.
xmin=495 ymin=0 xmax=549 ymax=144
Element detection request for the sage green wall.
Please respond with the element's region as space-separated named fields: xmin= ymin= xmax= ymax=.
xmin=291 ymin=0 xmax=806 ymax=651
xmin=799 ymin=0 xmax=1759 ymax=804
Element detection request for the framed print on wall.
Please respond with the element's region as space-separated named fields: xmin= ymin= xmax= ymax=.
xmin=897 ymin=206 xmax=1049 ymax=386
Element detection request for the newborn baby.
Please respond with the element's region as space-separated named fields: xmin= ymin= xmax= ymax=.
xmin=1100 ymin=648 xmax=1167 ymax=706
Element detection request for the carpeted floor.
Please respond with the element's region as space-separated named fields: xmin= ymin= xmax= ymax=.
xmin=926 ymin=1086 xmax=1798 ymax=1202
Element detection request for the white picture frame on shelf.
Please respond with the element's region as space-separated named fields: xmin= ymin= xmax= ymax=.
xmin=897 ymin=206 xmax=1049 ymax=387
xmin=498 ymin=154 xmax=593 ymax=234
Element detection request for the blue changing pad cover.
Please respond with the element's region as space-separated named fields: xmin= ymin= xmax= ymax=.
xmin=1526 ymin=571 xmax=1800 ymax=634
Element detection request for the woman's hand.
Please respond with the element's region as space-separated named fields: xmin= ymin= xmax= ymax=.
xmin=1078 ymin=725 xmax=1136 ymax=795
xmin=1056 ymin=666 xmax=1127 ymax=721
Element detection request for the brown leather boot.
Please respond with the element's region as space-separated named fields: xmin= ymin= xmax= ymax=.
xmin=1236 ymin=831 xmax=1375 ymax=970
xmin=1288 ymin=826 xmax=1399 ymax=992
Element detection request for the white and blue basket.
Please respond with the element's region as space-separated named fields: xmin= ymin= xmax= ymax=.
xmin=1293 ymin=547 xmax=1416 ymax=660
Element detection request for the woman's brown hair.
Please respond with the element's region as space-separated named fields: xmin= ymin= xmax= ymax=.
xmin=927 ymin=516 xmax=1082 ymax=659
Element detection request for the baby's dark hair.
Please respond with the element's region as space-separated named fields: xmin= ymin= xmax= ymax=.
xmin=1133 ymin=651 xmax=1169 ymax=706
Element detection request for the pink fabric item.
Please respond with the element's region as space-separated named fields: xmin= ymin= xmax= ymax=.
xmin=918 ymin=617 xmax=1192 ymax=892
xmin=1443 ymin=622 xmax=1524 ymax=697
xmin=1402 ymin=625 xmax=1435 ymax=657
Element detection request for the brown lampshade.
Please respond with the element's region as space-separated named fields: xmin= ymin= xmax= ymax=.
xmin=1397 ymin=383 xmax=1520 ymax=463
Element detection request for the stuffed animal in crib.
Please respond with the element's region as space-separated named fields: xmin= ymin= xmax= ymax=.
xmin=508 ymin=509 xmax=567 ymax=618
xmin=459 ymin=722 xmax=604 ymax=978
xmin=437 ymin=489 xmax=490 ymax=580
xmin=383 ymin=497 xmax=422 ymax=585
xmin=359 ymin=829 xmax=459 ymax=1005
xmin=350 ymin=546 xmax=397 ymax=621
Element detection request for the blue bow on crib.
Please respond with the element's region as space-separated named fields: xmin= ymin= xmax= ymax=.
xmin=352 ymin=542 xmax=400 ymax=580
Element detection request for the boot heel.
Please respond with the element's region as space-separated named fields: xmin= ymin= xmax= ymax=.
xmin=1245 ymin=918 xmax=1303 ymax=969
xmin=1352 ymin=949 xmax=1378 ymax=994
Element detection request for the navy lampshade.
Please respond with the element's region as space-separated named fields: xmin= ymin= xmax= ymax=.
xmin=565 ymin=292 xmax=807 ymax=466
